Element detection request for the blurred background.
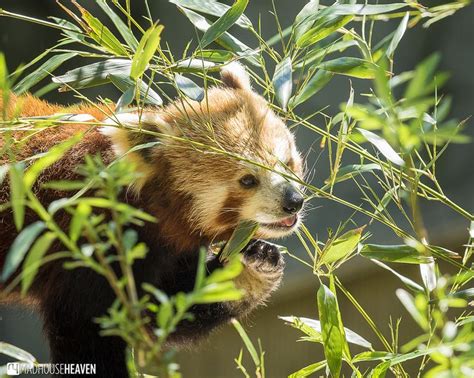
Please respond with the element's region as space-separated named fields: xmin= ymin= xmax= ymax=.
xmin=1 ymin=0 xmax=473 ymax=376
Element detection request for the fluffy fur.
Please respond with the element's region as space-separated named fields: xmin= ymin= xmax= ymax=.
xmin=0 ymin=62 xmax=304 ymax=377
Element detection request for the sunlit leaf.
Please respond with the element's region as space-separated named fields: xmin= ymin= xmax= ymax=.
xmin=290 ymin=69 xmax=333 ymax=107
xmin=332 ymin=163 xmax=381 ymax=184
xmin=318 ymin=58 xmax=376 ymax=79
xmin=130 ymin=24 xmax=164 ymax=79
xmin=109 ymin=74 xmax=163 ymax=106
xmin=370 ymin=259 xmax=423 ymax=292
xmin=273 ymin=57 xmax=292 ymax=110
xmin=1 ymin=221 xmax=46 ymax=282
xmin=21 ymin=232 xmax=56 ymax=294
xmin=280 ymin=316 xmax=372 ymax=348
xmin=69 ymin=202 xmax=92 ymax=243
xmin=318 ymin=284 xmax=343 ymax=378
xmin=297 ymin=15 xmax=352 ymax=47
xmin=396 ymin=289 xmax=429 ymax=330
xmin=331 ymin=3 xmax=407 ymax=15
xmin=360 ymin=244 xmax=434 ymax=264
xmin=358 ymin=128 xmax=405 ymax=166
xmin=169 ymin=0 xmax=252 ymax=28
xmin=73 ymin=2 xmax=129 ymax=56
xmin=13 ymin=53 xmax=77 ymax=95
xmin=96 ymin=0 xmax=139 ymax=49
xmin=220 ymin=220 xmax=259 ymax=261
xmin=288 ymin=361 xmax=327 ymax=378
xmin=0 ymin=342 xmax=36 ymax=363
xmin=175 ymin=74 xmax=204 ymax=101
xmin=9 ymin=163 xmax=26 ymax=231
xmin=386 ymin=12 xmax=409 ymax=57
xmin=199 ymin=0 xmax=249 ymax=48
xmin=321 ymin=227 xmax=364 ymax=265
xmin=52 ymin=59 xmax=132 ymax=91
xmin=24 ymin=133 xmax=83 ymax=190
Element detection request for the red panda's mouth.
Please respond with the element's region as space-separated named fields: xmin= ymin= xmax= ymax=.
xmin=261 ymin=214 xmax=298 ymax=230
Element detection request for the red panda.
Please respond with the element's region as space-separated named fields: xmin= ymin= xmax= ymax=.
xmin=0 ymin=62 xmax=304 ymax=377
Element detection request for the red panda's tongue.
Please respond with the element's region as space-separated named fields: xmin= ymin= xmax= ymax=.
xmin=279 ymin=215 xmax=297 ymax=227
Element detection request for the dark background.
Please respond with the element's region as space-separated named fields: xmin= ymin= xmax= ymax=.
xmin=1 ymin=1 xmax=473 ymax=376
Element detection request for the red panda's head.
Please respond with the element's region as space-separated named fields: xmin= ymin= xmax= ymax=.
xmin=102 ymin=62 xmax=305 ymax=249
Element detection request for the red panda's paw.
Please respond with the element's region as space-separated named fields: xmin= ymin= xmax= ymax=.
xmin=242 ymin=239 xmax=285 ymax=275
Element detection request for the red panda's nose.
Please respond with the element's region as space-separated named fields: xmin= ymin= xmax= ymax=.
xmin=282 ymin=185 xmax=304 ymax=214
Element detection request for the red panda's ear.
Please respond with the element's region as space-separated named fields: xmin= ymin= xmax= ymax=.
xmin=220 ymin=61 xmax=252 ymax=91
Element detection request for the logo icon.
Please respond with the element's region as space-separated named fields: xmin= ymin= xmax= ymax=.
xmin=6 ymin=362 xmax=20 ymax=376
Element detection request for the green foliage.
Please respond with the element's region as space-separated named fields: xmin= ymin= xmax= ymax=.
xmin=1 ymin=0 xmax=473 ymax=377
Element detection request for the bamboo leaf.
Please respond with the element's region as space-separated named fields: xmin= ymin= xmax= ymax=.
xmin=109 ymin=74 xmax=163 ymax=106
xmin=52 ymin=59 xmax=132 ymax=90
xmin=358 ymin=128 xmax=405 ymax=166
xmin=318 ymin=58 xmax=376 ymax=79
xmin=386 ymin=12 xmax=409 ymax=57
xmin=293 ymin=0 xmax=320 ymax=41
xmin=21 ymin=232 xmax=56 ymax=294
xmin=9 ymin=163 xmax=26 ymax=231
xmin=175 ymin=74 xmax=205 ymax=101
xmin=330 ymin=3 xmax=408 ymax=15
xmin=24 ymin=133 xmax=83 ymax=190
xmin=69 ymin=202 xmax=92 ymax=243
xmin=1 ymin=221 xmax=46 ymax=283
xmin=318 ymin=284 xmax=343 ymax=378
xmin=360 ymin=244 xmax=434 ymax=264
xmin=321 ymin=227 xmax=364 ymax=264
xmin=288 ymin=361 xmax=327 ymax=378
xmin=219 ymin=220 xmax=259 ymax=261
xmin=231 ymin=319 xmax=260 ymax=367
xmin=73 ymin=2 xmax=129 ymax=56
xmin=0 ymin=342 xmax=36 ymax=363
xmin=291 ymin=69 xmax=333 ymax=107
xmin=199 ymin=0 xmax=249 ymax=48
xmin=130 ymin=24 xmax=164 ymax=80
xmin=169 ymin=0 xmax=252 ymax=28
xmin=370 ymin=259 xmax=423 ymax=292
xmin=13 ymin=53 xmax=78 ymax=95
xmin=332 ymin=163 xmax=381 ymax=183
xmin=96 ymin=0 xmax=139 ymax=49
xmin=273 ymin=57 xmax=292 ymax=111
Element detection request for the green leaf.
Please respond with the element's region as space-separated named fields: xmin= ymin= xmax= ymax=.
xmin=288 ymin=361 xmax=327 ymax=378
xmin=294 ymin=39 xmax=357 ymax=69
xmin=273 ymin=57 xmax=292 ymax=110
xmin=109 ymin=74 xmax=163 ymax=106
xmin=74 ymin=2 xmax=129 ymax=56
xmin=13 ymin=53 xmax=77 ymax=95
xmin=360 ymin=244 xmax=433 ymax=264
xmin=321 ymin=227 xmax=364 ymax=265
xmin=369 ymin=361 xmax=390 ymax=378
xmin=116 ymin=85 xmax=135 ymax=111
xmin=219 ymin=220 xmax=259 ymax=261
xmin=69 ymin=202 xmax=91 ymax=243
xmin=130 ymin=24 xmax=164 ymax=80
xmin=206 ymin=255 xmax=243 ymax=284
xmin=332 ymin=163 xmax=381 ymax=184
xmin=21 ymin=232 xmax=56 ymax=294
xmin=404 ymin=53 xmax=441 ymax=100
xmin=371 ymin=259 xmax=423 ymax=292
xmin=175 ymin=74 xmax=204 ymax=101
xmin=386 ymin=12 xmax=409 ymax=57
xmin=330 ymin=3 xmax=407 ymax=15
xmin=317 ymin=284 xmax=343 ymax=378
xmin=297 ymin=15 xmax=353 ymax=47
xmin=96 ymin=0 xmax=139 ymax=49
xmin=231 ymin=319 xmax=260 ymax=367
xmin=169 ymin=0 xmax=252 ymax=28
xmin=358 ymin=128 xmax=405 ymax=166
xmin=52 ymin=59 xmax=132 ymax=91
xmin=177 ymin=7 xmax=258 ymax=66
xmin=293 ymin=0 xmax=320 ymax=41
xmin=0 ymin=342 xmax=36 ymax=363
xmin=192 ymin=281 xmax=243 ymax=303
xmin=318 ymin=58 xmax=376 ymax=79
xmin=9 ymin=162 xmax=26 ymax=231
xmin=24 ymin=133 xmax=83 ymax=190
xmin=396 ymin=289 xmax=429 ymax=330
xmin=199 ymin=0 xmax=249 ymax=49
xmin=291 ymin=69 xmax=333 ymax=108
xmin=280 ymin=316 xmax=372 ymax=348
xmin=1 ymin=221 xmax=46 ymax=282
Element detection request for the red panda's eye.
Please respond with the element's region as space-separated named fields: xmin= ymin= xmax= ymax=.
xmin=239 ymin=174 xmax=259 ymax=189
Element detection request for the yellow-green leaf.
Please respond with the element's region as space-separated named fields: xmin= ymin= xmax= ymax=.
xmin=130 ymin=24 xmax=164 ymax=80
